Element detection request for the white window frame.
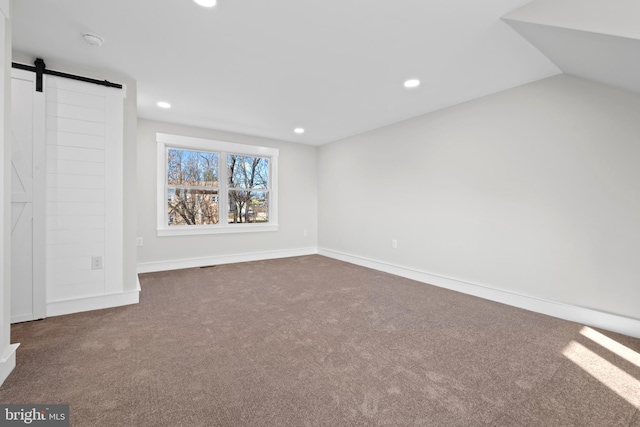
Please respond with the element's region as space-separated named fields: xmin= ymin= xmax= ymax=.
xmin=157 ymin=133 xmax=278 ymax=236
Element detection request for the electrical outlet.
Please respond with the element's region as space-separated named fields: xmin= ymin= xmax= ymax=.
xmin=91 ymin=256 xmax=103 ymax=270
xmin=136 ymin=237 xmax=144 ymax=247
xmin=392 ymin=239 xmax=398 ymax=249
xmin=303 ymin=229 xmax=308 ymax=237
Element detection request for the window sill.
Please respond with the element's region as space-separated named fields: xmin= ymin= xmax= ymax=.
xmin=157 ymin=224 xmax=279 ymax=237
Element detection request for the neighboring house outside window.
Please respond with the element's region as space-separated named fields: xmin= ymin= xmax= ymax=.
xmin=157 ymin=133 xmax=278 ymax=236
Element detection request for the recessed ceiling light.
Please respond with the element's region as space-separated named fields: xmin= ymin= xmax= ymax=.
xmin=194 ymin=0 xmax=217 ymax=7
xmin=403 ymin=79 xmax=420 ymax=89
xmin=157 ymin=101 xmax=171 ymax=109
xmin=294 ymin=128 xmax=305 ymax=134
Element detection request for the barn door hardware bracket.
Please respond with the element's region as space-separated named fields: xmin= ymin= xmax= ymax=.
xmin=34 ymin=58 xmax=45 ymax=92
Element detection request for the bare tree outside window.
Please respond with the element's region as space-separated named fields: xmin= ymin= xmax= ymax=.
xmin=228 ymin=154 xmax=269 ymax=224
xmin=167 ymin=149 xmax=219 ymax=225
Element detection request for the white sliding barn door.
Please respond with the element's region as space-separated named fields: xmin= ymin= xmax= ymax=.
xmin=10 ymin=70 xmax=46 ymax=323
xmin=44 ymin=75 xmax=123 ymax=311
xmin=11 ymin=69 xmax=125 ymax=321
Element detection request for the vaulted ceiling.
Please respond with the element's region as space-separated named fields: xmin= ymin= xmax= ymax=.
xmin=503 ymin=0 xmax=640 ymax=95
xmin=10 ymin=0 xmax=637 ymax=145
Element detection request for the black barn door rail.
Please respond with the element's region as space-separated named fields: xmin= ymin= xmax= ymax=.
xmin=12 ymin=58 xmax=123 ymax=92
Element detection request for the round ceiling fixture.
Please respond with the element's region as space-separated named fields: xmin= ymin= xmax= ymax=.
xmin=403 ymin=79 xmax=420 ymax=89
xmin=157 ymin=101 xmax=172 ymax=109
xmin=82 ymin=33 xmax=105 ymax=47
xmin=194 ymin=0 xmax=217 ymax=7
xmin=294 ymin=128 xmax=305 ymax=134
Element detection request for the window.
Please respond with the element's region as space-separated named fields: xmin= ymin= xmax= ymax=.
xmin=227 ymin=154 xmax=270 ymax=224
xmin=167 ymin=148 xmax=219 ymax=226
xmin=157 ymin=133 xmax=278 ymax=236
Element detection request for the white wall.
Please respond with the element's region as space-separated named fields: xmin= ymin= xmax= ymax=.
xmin=0 ymin=0 xmax=17 ymax=386
xmin=11 ymin=53 xmax=139 ymax=297
xmin=136 ymin=119 xmax=318 ymax=270
xmin=318 ymin=75 xmax=640 ymax=321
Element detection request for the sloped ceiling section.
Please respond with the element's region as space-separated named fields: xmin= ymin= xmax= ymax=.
xmin=11 ymin=0 xmax=561 ymax=146
xmin=503 ymin=0 xmax=640 ymax=94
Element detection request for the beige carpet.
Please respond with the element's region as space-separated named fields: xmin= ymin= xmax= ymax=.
xmin=2 ymin=255 xmax=639 ymax=426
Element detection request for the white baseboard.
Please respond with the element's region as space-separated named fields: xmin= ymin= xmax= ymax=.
xmin=10 ymin=313 xmax=38 ymax=324
xmin=0 ymin=344 xmax=19 ymax=387
xmin=47 ymin=286 xmax=140 ymax=318
xmin=318 ymin=248 xmax=640 ymax=339
xmin=137 ymin=247 xmax=318 ymax=274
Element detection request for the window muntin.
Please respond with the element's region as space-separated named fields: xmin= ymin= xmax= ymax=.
xmin=157 ymin=133 xmax=278 ymax=236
